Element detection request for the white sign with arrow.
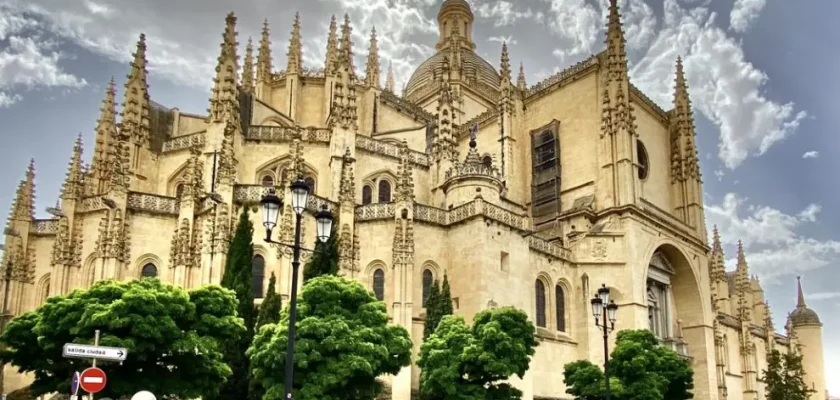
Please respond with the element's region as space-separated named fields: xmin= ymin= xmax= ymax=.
xmin=63 ymin=343 xmax=128 ymax=362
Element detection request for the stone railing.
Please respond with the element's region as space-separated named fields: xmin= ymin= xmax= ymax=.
xmin=413 ymin=204 xmax=449 ymax=226
xmin=77 ymin=195 xmax=110 ymax=213
xmin=127 ymin=192 xmax=179 ymax=215
xmin=456 ymin=108 xmax=498 ymax=138
xmin=355 ymin=136 xmax=431 ymax=168
xmin=31 ymin=219 xmax=59 ymax=235
xmin=525 ymin=55 xmax=598 ymax=98
xmin=638 ymin=198 xmax=694 ymax=236
xmin=355 ymin=203 xmax=396 ymax=221
xmin=444 ymin=161 xmax=502 ymax=182
xmin=528 ymin=236 xmax=573 ymax=261
xmin=162 ymin=131 xmax=205 ymax=152
xmin=232 ymin=185 xmax=337 ymax=213
xmin=247 ymin=125 xmax=331 ymax=143
xmin=380 ymin=90 xmax=436 ymax=123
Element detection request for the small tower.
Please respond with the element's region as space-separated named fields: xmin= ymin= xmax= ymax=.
xmin=789 ymin=277 xmax=826 ymax=400
xmin=441 ymin=125 xmax=503 ymax=208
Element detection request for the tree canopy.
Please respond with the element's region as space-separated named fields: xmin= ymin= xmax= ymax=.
xmin=762 ymin=349 xmax=815 ymax=400
xmin=0 ymin=279 xmax=244 ymax=399
xmin=248 ymin=275 xmax=413 ymax=400
xmin=302 ymin=225 xmax=339 ymax=282
xmin=563 ymin=329 xmax=693 ymax=400
xmin=423 ymin=274 xmax=453 ymax=341
xmin=417 ymin=306 xmax=539 ymax=400
xmin=256 ymin=272 xmax=282 ymax=329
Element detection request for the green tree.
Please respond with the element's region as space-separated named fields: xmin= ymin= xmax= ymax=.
xmin=303 ymin=225 xmax=339 ymax=282
xmin=762 ymin=349 xmax=815 ymax=400
xmin=563 ymin=329 xmax=693 ymax=400
xmin=248 ymin=275 xmax=413 ymax=400
xmin=418 ymin=306 xmax=539 ymax=400
xmin=212 ymin=207 xmax=257 ymax=400
xmin=0 ymin=279 xmax=244 ymax=399
xmin=439 ymin=274 xmax=453 ymax=317
xmin=256 ymin=272 xmax=282 ymax=329
xmin=422 ymin=279 xmax=441 ymax=340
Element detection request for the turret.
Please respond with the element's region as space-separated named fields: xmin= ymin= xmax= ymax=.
xmin=442 ymin=127 xmax=503 ymax=208
xmin=789 ymin=277 xmax=826 ymax=400
xmin=435 ymin=0 xmax=476 ymax=51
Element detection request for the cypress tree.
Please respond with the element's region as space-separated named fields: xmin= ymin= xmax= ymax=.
xmin=256 ymin=272 xmax=282 ymax=329
xmin=439 ymin=274 xmax=454 ymax=317
xmin=303 ymin=225 xmax=339 ymax=282
xmin=763 ymin=349 xmax=816 ymax=400
xmin=212 ymin=207 xmax=256 ymax=400
xmin=422 ymin=279 xmax=441 ymax=340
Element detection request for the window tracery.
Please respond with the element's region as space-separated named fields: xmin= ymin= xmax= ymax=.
xmin=256 ymin=162 xmax=316 ymax=194
xmin=637 ymin=139 xmax=649 ymax=180
xmin=252 ymin=255 xmax=265 ymax=298
xmin=373 ymin=269 xmax=385 ymax=301
xmin=362 ymin=185 xmax=373 ymax=205
xmin=422 ymin=269 xmax=433 ymax=307
xmin=555 ymin=284 xmax=566 ymax=332
xmin=378 ymin=180 xmax=391 ymax=203
xmin=535 ymin=279 xmax=547 ymax=328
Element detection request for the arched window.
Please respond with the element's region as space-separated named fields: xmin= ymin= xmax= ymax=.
xmin=262 ymin=175 xmax=274 ymax=186
xmin=555 ymin=285 xmax=566 ymax=332
xmin=482 ymin=155 xmax=492 ymax=168
xmin=378 ymin=180 xmax=391 ymax=203
xmin=535 ymin=280 xmax=546 ymax=328
xmin=362 ymin=185 xmax=373 ymax=205
xmin=175 ymin=183 xmax=184 ymax=199
xmin=422 ymin=269 xmax=434 ymax=307
xmin=373 ymin=269 xmax=385 ymax=301
xmin=304 ymin=176 xmax=316 ymax=194
xmin=252 ymin=255 xmax=265 ymax=298
xmin=637 ymin=139 xmax=649 ymax=180
xmin=141 ymin=263 xmax=158 ymax=278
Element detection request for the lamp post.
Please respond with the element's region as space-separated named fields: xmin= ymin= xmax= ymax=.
xmin=590 ymin=284 xmax=619 ymax=400
xmin=260 ymin=178 xmax=334 ymax=400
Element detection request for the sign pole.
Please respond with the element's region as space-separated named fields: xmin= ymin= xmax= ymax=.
xmin=90 ymin=330 xmax=99 ymax=400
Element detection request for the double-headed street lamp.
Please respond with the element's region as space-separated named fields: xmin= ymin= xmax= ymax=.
xmin=591 ymin=284 xmax=619 ymax=400
xmin=260 ymin=177 xmax=334 ymax=400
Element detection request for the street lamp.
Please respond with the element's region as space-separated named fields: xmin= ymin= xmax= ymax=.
xmin=591 ymin=284 xmax=618 ymax=400
xmin=260 ymin=177 xmax=334 ymax=400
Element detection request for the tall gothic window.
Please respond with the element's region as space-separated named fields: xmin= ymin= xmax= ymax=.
xmin=647 ymin=253 xmax=674 ymax=340
xmin=362 ymin=185 xmax=373 ymax=205
xmin=637 ymin=140 xmax=649 ymax=180
xmin=378 ymin=180 xmax=391 ymax=203
xmin=373 ymin=269 xmax=385 ymax=301
xmin=141 ymin=263 xmax=158 ymax=278
xmin=555 ymin=284 xmax=566 ymax=332
xmin=422 ymin=269 xmax=433 ymax=307
xmin=531 ymin=124 xmax=561 ymax=225
xmin=262 ymin=175 xmax=274 ymax=186
xmin=535 ymin=280 xmax=547 ymax=328
xmin=252 ymin=255 xmax=265 ymax=298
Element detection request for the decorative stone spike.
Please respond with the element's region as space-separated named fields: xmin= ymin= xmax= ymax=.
xmin=61 ymin=134 xmax=85 ymax=201
xmin=500 ymin=42 xmax=511 ymax=83
xmin=287 ymin=12 xmax=302 ymax=74
xmin=517 ymin=62 xmax=527 ymax=91
xmin=208 ymin=12 xmax=241 ymax=124
xmin=257 ymin=19 xmax=273 ymax=82
xmin=324 ymin=15 xmax=338 ymax=76
xmin=242 ymin=38 xmax=255 ymax=92
xmin=120 ymin=34 xmax=151 ymax=146
xmin=364 ymin=27 xmax=380 ymax=88
xmin=91 ymin=77 xmax=117 ymax=194
xmin=385 ymin=61 xmax=395 ymax=93
xmin=338 ymin=14 xmax=355 ymax=76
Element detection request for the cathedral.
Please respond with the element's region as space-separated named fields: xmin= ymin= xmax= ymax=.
xmin=0 ymin=0 xmax=827 ymax=399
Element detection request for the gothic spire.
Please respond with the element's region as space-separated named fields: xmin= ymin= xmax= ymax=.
xmin=736 ymin=240 xmax=748 ymax=270
xmin=61 ymin=134 xmax=84 ymax=201
xmin=673 ymin=56 xmax=700 ymax=181
xmin=364 ymin=27 xmax=380 ymax=88
xmin=385 ymin=61 xmax=395 ymax=93
xmin=325 ymin=15 xmax=338 ymax=75
xmin=120 ymin=34 xmax=150 ymax=144
xmin=257 ymin=19 xmax=273 ymax=82
xmin=208 ymin=12 xmax=241 ymax=123
xmin=338 ymin=13 xmax=355 ymax=76
xmin=242 ymin=38 xmax=255 ymax=92
xmin=287 ymin=12 xmax=302 ymax=74
xmin=500 ymin=42 xmax=511 ymax=83
xmin=796 ymin=276 xmax=806 ymax=308
xmin=91 ymin=77 xmax=117 ymax=193
xmin=709 ymin=225 xmax=726 ymax=282
xmin=8 ymin=160 xmax=36 ymax=224
xmin=605 ymin=0 xmax=629 ymax=82
xmin=517 ymin=62 xmax=527 ymax=91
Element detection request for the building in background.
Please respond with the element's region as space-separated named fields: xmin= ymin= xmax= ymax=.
xmin=0 ymin=0 xmax=826 ymax=399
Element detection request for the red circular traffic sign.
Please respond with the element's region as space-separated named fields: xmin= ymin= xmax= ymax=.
xmin=79 ymin=367 xmax=107 ymax=393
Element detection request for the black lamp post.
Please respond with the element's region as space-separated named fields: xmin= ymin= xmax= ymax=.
xmin=260 ymin=178 xmax=334 ymax=400
xmin=590 ymin=284 xmax=619 ymax=400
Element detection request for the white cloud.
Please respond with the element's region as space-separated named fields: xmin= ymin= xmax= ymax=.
xmin=802 ymin=151 xmax=819 ymax=159
xmin=543 ymin=0 xmax=602 ymax=63
xmin=730 ymin=0 xmax=766 ymax=33
xmin=807 ymin=292 xmax=840 ymax=301
xmin=473 ymin=1 xmax=535 ymax=27
xmin=0 ymin=92 xmax=23 ymax=108
xmin=706 ymin=193 xmax=840 ymax=282
xmin=487 ymin=35 xmax=517 ymax=46
xmin=630 ymin=0 xmax=807 ymax=170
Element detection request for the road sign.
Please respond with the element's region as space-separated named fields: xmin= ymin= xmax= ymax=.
xmin=79 ymin=367 xmax=107 ymax=393
xmin=71 ymin=371 xmax=80 ymax=395
xmin=63 ymin=343 xmax=128 ymax=362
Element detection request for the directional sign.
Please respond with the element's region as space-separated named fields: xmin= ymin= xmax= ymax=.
xmin=63 ymin=343 xmax=128 ymax=362
xmin=71 ymin=371 xmax=80 ymax=395
xmin=79 ymin=367 xmax=107 ymax=393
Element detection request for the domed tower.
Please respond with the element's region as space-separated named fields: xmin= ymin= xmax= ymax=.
xmin=436 ymin=0 xmax=476 ymax=51
xmin=789 ymin=276 xmax=826 ymax=400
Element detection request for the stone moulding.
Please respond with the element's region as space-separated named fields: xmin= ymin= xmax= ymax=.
xmin=77 ymin=195 xmax=109 ymax=213
xmin=232 ymin=184 xmax=338 ymax=214
xmin=379 ymin=90 xmax=436 ymax=123
xmin=442 ymin=162 xmax=503 ymax=191
xmin=126 ymin=192 xmax=179 ymax=215
xmin=524 ymin=55 xmax=598 ymax=99
xmin=162 ymin=131 xmax=206 ymax=152
xmin=246 ymin=125 xmax=331 ymax=143
xmin=638 ymin=198 xmax=694 ymax=235
xmin=355 ymin=135 xmax=431 ymax=168
xmin=31 ymin=219 xmax=59 ymax=235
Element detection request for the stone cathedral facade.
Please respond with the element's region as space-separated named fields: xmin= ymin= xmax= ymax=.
xmin=0 ymin=0 xmax=827 ymax=399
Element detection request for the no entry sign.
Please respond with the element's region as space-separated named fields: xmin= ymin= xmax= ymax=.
xmin=79 ymin=367 xmax=107 ymax=393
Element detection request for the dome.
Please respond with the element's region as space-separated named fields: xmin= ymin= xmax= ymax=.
xmin=404 ymin=51 xmax=500 ymax=100
xmin=790 ymin=306 xmax=821 ymax=326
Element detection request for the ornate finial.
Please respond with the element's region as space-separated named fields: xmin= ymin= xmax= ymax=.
xmin=500 ymin=41 xmax=511 ymax=83
xmin=61 ymin=134 xmax=85 ymax=200
xmin=364 ymin=27 xmax=380 ymax=88
xmin=257 ymin=18 xmax=272 ymax=82
xmin=736 ymin=240 xmax=747 ymax=267
xmin=120 ymin=33 xmax=150 ymax=145
xmin=208 ymin=12 xmax=241 ymax=123
xmin=796 ymin=276 xmax=806 ymax=308
xmin=91 ymin=77 xmax=118 ymax=194
xmin=287 ymin=12 xmax=302 ymax=74
xmin=338 ymin=14 xmax=355 ymax=75
xmin=517 ymin=62 xmax=526 ymax=91
xmin=385 ymin=61 xmax=395 ymax=92
xmin=325 ymin=15 xmax=338 ymax=75
xmin=672 ymin=56 xmax=700 ymax=182
xmin=9 ymin=160 xmax=36 ymax=223
xmin=604 ymin=0 xmax=628 ymax=83
xmin=242 ymin=38 xmax=255 ymax=92
xmin=712 ymin=225 xmax=722 ymax=251
xmin=469 ymin=123 xmax=477 ymax=149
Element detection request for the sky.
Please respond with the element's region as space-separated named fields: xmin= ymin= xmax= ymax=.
xmin=0 ymin=0 xmax=838 ymax=394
